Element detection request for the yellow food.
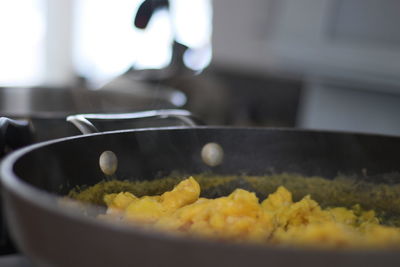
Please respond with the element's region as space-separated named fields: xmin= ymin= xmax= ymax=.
xmin=100 ymin=177 xmax=400 ymax=249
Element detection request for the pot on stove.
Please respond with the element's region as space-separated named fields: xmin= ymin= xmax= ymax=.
xmin=0 ymin=84 xmax=187 ymax=255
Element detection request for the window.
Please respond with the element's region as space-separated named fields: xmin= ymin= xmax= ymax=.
xmin=0 ymin=0 xmax=45 ymax=86
xmin=0 ymin=0 xmax=212 ymax=87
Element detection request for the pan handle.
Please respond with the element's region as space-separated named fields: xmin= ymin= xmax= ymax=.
xmin=0 ymin=117 xmax=33 ymax=157
xmin=66 ymin=109 xmax=203 ymax=135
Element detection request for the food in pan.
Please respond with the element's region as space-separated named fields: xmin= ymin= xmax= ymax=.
xmin=69 ymin=174 xmax=400 ymax=249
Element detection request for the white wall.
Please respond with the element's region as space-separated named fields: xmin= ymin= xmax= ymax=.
xmin=211 ymin=0 xmax=274 ymax=74
xmin=299 ymin=82 xmax=400 ymax=136
xmin=211 ymin=0 xmax=400 ymax=135
xmin=212 ymin=0 xmax=400 ymax=89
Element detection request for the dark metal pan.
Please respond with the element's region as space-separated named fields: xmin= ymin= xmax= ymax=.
xmin=1 ymin=120 xmax=400 ymax=266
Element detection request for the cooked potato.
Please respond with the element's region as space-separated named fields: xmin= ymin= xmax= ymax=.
xmin=100 ymin=177 xmax=400 ymax=249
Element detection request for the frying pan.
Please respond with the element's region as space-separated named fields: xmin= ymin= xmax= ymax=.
xmin=1 ymin=113 xmax=400 ymax=266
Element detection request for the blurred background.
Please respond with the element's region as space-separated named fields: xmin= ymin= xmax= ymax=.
xmin=1 ymin=0 xmax=400 ymax=135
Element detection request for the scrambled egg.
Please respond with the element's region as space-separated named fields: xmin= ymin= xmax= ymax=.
xmin=101 ymin=177 xmax=400 ymax=248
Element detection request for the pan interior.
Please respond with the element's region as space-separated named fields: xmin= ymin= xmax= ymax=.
xmin=10 ymin=128 xmax=400 ymax=226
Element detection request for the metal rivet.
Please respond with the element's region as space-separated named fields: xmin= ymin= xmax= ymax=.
xmin=99 ymin=151 xmax=118 ymax=176
xmin=201 ymin=142 xmax=224 ymax=167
